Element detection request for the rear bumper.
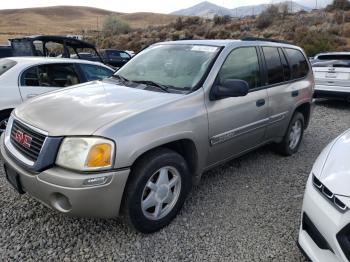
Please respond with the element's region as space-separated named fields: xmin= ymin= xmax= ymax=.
xmin=314 ymin=85 xmax=350 ymax=99
xmin=0 ymin=134 xmax=130 ymax=218
xmin=298 ymin=175 xmax=350 ymax=262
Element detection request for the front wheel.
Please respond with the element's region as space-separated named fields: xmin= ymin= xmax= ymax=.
xmin=123 ymin=148 xmax=191 ymax=233
xmin=274 ymin=112 xmax=305 ymax=156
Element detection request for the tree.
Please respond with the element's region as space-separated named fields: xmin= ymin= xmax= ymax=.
xmin=281 ymin=3 xmax=289 ymax=20
xmin=102 ymin=16 xmax=131 ymax=36
xmin=256 ymin=5 xmax=280 ymax=29
xmin=326 ymin=0 xmax=350 ymax=10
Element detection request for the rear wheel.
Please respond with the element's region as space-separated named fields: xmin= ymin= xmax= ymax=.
xmin=274 ymin=112 xmax=305 ymax=156
xmin=123 ymin=148 xmax=191 ymax=233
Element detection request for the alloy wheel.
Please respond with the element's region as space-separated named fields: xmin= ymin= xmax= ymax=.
xmin=141 ymin=166 xmax=182 ymax=220
xmin=289 ymin=120 xmax=302 ymax=150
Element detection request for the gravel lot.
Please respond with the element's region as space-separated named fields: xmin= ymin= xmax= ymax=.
xmin=1 ymin=100 xmax=350 ymax=262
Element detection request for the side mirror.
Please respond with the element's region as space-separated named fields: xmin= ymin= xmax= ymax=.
xmin=210 ymin=79 xmax=249 ymax=100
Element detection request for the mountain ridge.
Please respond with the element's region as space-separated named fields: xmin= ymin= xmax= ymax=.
xmin=172 ymin=1 xmax=312 ymax=18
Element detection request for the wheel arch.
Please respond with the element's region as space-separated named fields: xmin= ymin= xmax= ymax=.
xmin=294 ymin=102 xmax=311 ymax=129
xmin=133 ymin=138 xmax=198 ymax=179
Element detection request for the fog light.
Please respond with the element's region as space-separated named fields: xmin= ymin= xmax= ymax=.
xmin=50 ymin=193 xmax=72 ymax=213
xmin=83 ymin=176 xmax=109 ymax=186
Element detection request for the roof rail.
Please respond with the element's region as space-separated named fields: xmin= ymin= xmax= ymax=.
xmin=241 ymin=37 xmax=294 ymax=45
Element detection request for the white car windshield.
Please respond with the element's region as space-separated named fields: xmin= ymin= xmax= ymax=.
xmin=115 ymin=44 xmax=220 ymax=90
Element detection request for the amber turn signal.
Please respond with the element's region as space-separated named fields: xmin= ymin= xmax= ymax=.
xmin=86 ymin=143 xmax=112 ymax=168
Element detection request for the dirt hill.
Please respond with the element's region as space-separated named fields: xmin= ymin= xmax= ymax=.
xmin=0 ymin=6 xmax=179 ymax=43
xmin=94 ymin=9 xmax=350 ymax=56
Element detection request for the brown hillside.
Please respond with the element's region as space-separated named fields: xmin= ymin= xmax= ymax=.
xmin=94 ymin=10 xmax=350 ymax=56
xmin=0 ymin=6 xmax=179 ymax=43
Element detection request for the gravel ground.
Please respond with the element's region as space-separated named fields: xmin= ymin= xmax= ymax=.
xmin=1 ymin=100 xmax=350 ymax=262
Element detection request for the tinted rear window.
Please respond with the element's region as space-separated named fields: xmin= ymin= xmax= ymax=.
xmin=285 ymin=48 xmax=309 ymax=79
xmin=317 ymin=54 xmax=350 ymax=60
xmin=312 ymin=60 xmax=350 ymax=68
xmin=262 ymin=47 xmax=284 ymax=85
xmin=0 ymin=59 xmax=17 ymax=76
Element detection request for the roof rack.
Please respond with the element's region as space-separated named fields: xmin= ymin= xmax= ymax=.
xmin=241 ymin=37 xmax=294 ymax=45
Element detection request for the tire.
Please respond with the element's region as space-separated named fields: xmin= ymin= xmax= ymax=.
xmin=122 ymin=148 xmax=191 ymax=233
xmin=274 ymin=112 xmax=305 ymax=156
xmin=0 ymin=111 xmax=11 ymax=134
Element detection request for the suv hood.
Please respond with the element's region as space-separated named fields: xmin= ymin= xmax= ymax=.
xmin=317 ymin=129 xmax=350 ymax=197
xmin=14 ymin=81 xmax=182 ymax=136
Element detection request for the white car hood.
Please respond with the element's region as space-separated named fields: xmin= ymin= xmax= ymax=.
xmin=317 ymin=129 xmax=350 ymax=197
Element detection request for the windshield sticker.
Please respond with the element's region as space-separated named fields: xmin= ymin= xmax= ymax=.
xmin=191 ymin=46 xmax=218 ymax=53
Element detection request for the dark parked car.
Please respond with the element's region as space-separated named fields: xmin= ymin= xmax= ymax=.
xmin=70 ymin=52 xmax=101 ymax=62
xmin=8 ymin=35 xmax=104 ymax=63
xmin=0 ymin=46 xmax=13 ymax=58
xmin=99 ymin=49 xmax=131 ymax=68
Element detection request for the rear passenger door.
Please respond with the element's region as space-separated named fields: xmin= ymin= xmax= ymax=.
xmin=19 ymin=63 xmax=82 ymax=101
xmin=206 ymin=46 xmax=269 ymax=166
xmin=262 ymin=46 xmax=310 ymax=140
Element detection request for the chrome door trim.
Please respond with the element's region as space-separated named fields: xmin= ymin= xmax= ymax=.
xmin=210 ymin=118 xmax=270 ymax=146
xmin=210 ymin=111 xmax=288 ymax=146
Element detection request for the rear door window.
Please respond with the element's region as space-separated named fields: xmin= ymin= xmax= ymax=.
xmin=278 ymin=48 xmax=291 ymax=81
xmin=21 ymin=64 xmax=81 ymax=87
xmin=0 ymin=59 xmax=17 ymax=76
xmin=262 ymin=47 xmax=284 ymax=85
xmin=21 ymin=66 xmax=39 ymax=86
xmin=285 ymin=48 xmax=309 ymax=79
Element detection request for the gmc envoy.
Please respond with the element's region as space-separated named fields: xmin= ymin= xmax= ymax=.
xmin=0 ymin=39 xmax=314 ymax=233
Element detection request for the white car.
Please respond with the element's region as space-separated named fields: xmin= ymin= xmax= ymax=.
xmin=298 ymin=129 xmax=350 ymax=262
xmin=0 ymin=57 xmax=114 ymax=132
xmin=312 ymin=52 xmax=350 ymax=101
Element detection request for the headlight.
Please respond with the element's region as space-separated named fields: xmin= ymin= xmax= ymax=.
xmin=56 ymin=137 xmax=115 ymax=171
xmin=312 ymin=175 xmax=348 ymax=212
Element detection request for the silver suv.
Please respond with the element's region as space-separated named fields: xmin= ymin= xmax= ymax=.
xmin=0 ymin=40 xmax=314 ymax=233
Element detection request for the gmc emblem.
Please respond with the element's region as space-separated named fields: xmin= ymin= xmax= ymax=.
xmin=14 ymin=130 xmax=32 ymax=149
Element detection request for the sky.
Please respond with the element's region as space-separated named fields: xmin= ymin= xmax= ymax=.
xmin=1 ymin=0 xmax=332 ymax=13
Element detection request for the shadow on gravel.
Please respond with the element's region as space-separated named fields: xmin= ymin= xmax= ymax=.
xmin=315 ymin=99 xmax=350 ymax=110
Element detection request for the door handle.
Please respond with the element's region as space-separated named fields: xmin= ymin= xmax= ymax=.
xmin=292 ymin=90 xmax=299 ymax=97
xmin=27 ymin=94 xmax=37 ymax=99
xmin=256 ymin=99 xmax=265 ymax=107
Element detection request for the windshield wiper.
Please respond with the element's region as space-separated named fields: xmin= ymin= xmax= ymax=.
xmin=111 ymin=74 xmax=130 ymax=82
xmin=132 ymin=80 xmax=170 ymax=93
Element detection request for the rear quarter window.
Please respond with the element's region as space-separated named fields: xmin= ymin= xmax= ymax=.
xmin=285 ymin=48 xmax=309 ymax=79
xmin=0 ymin=59 xmax=17 ymax=76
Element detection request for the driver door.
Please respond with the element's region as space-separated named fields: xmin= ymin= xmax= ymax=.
xmin=206 ymin=46 xmax=269 ymax=166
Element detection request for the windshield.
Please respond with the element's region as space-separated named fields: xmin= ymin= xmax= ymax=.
xmin=115 ymin=44 xmax=220 ymax=90
xmin=0 ymin=59 xmax=17 ymax=76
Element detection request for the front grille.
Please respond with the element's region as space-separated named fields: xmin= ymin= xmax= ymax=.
xmin=10 ymin=120 xmax=46 ymax=162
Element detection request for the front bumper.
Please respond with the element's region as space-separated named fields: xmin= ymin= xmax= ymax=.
xmin=298 ymin=175 xmax=350 ymax=262
xmin=0 ymin=135 xmax=130 ymax=218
